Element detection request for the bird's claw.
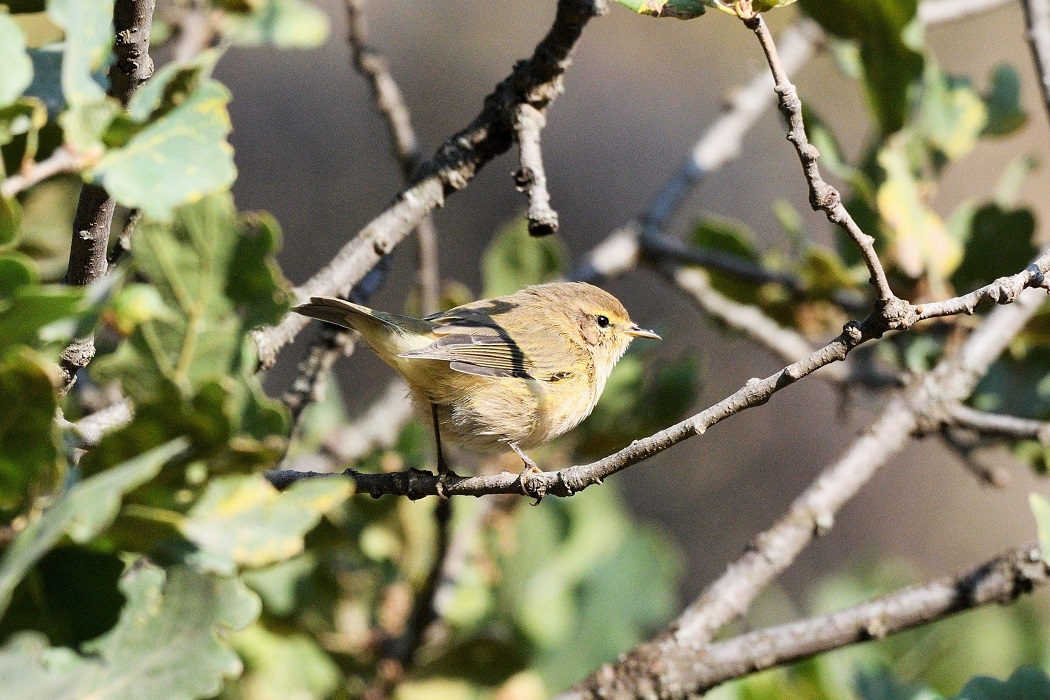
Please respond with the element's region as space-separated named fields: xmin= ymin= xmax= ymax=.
xmin=518 ymin=464 xmax=546 ymax=505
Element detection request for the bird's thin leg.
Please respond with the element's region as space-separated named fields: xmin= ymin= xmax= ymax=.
xmin=431 ymin=403 xmax=449 ymax=476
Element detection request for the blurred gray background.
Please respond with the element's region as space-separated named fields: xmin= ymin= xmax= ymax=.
xmin=217 ymin=1 xmax=1050 ymax=604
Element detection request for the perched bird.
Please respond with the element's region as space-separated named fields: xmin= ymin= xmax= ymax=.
xmin=293 ymin=281 xmax=659 ymax=478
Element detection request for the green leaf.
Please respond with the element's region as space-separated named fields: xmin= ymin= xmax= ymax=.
xmin=182 ymin=474 xmax=352 ymax=574
xmin=800 ymin=0 xmax=923 ymax=135
xmin=58 ymin=96 xmax=120 ymax=152
xmin=496 ymin=486 xmax=680 ymax=691
xmin=1030 ymin=494 xmax=1050 ymax=566
xmin=482 ymin=217 xmax=567 ymax=298
xmin=753 ymin=0 xmax=798 ymax=11
xmin=690 ymin=215 xmax=764 ymax=304
xmin=949 ymin=667 xmax=1050 ymax=700
xmin=950 ymin=204 xmax=1036 ymax=293
xmin=90 ymin=80 xmax=237 ymax=220
xmin=0 ymin=11 xmax=33 ymax=107
xmin=0 ymin=195 xmax=21 ymax=246
xmin=229 ymin=624 xmax=341 ymax=700
xmin=223 ymin=0 xmax=330 ymax=48
xmin=0 ymin=349 xmax=60 ymax=512
xmin=0 ymin=439 xmax=187 ymax=614
xmin=919 ymin=67 xmax=987 ymax=161
xmin=613 ymin=0 xmax=707 ymax=19
xmin=983 ymin=64 xmax=1027 ymax=137
xmin=125 ymin=49 xmax=220 ymax=123
xmin=0 ymin=563 xmax=260 ymax=700
xmin=90 ymin=194 xmax=290 ymax=400
xmin=46 ymin=0 xmax=113 ymax=107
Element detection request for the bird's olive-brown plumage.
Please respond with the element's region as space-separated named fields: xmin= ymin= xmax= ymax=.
xmin=293 ymin=282 xmax=658 ymax=469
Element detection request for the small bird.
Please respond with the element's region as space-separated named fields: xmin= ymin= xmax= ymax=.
xmin=293 ymin=281 xmax=659 ymax=481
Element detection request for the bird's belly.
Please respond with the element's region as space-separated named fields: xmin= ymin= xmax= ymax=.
xmin=414 ymin=375 xmax=597 ymax=452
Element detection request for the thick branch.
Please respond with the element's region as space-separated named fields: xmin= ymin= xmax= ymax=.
xmin=636 ymin=544 xmax=1049 ymax=695
xmin=253 ymin=0 xmax=609 ymax=369
xmin=61 ymin=0 xmax=156 ymax=390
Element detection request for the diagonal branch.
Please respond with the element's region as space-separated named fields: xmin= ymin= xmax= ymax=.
xmin=626 ymin=543 xmax=1049 ymax=695
xmin=1023 ymin=0 xmax=1050 ymax=130
xmin=346 ymin=0 xmax=440 ymax=315
xmin=745 ymin=13 xmax=894 ymax=302
xmin=252 ymin=0 xmax=610 ymax=370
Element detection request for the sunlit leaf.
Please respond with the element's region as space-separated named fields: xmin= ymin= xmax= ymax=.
xmin=223 ymin=0 xmax=330 ymax=48
xmin=0 ymin=12 xmax=33 ymax=107
xmin=919 ymin=67 xmax=986 ymax=161
xmin=229 ymin=624 xmax=341 ymax=700
xmin=46 ymin=0 xmax=113 ymax=107
xmin=182 ymin=474 xmax=352 ymax=574
xmin=876 ymin=138 xmax=961 ymax=279
xmin=90 ymin=80 xmax=237 ymax=220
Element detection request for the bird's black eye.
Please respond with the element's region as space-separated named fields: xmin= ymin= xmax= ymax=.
xmin=596 ymin=315 xmax=610 ymax=328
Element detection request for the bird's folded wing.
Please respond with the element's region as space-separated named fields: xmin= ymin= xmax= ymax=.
xmin=398 ymin=322 xmax=539 ymax=379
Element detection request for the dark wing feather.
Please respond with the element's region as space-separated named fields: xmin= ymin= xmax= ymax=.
xmin=399 ymin=327 xmax=535 ymax=379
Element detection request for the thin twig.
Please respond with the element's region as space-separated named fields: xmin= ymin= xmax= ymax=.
xmin=1023 ymin=0 xmax=1050 ymax=127
xmin=569 ymin=18 xmax=823 ymax=284
xmin=283 ymin=326 xmax=358 ymax=432
xmin=745 ymin=14 xmax=894 ymax=302
xmin=0 ymin=147 xmax=87 ymax=199
xmin=600 ymin=544 xmax=1048 ymax=696
xmin=564 ymin=287 xmax=1048 ymax=699
xmin=940 ymin=426 xmax=1013 ymax=488
xmin=949 ymin=404 xmax=1050 ymax=443
xmin=513 ymin=103 xmax=559 ymax=236
xmin=346 ymin=0 xmax=440 ymax=315
xmin=252 ymin=0 xmax=610 ymax=370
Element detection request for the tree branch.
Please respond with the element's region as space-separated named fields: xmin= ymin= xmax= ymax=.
xmin=919 ymin=0 xmax=1014 ymax=24
xmin=513 ymin=103 xmax=559 ymax=236
xmin=252 ymin=0 xmax=609 ymax=370
xmin=565 ymin=287 xmax=1048 ymax=698
xmin=948 ymin=404 xmax=1050 ymax=443
xmin=346 ymin=0 xmax=440 ymax=315
xmin=60 ymin=0 xmax=156 ymax=391
xmin=745 ymin=13 xmax=894 ymax=302
xmin=610 ymin=544 xmax=1049 ymax=696
xmin=1023 ymin=0 xmax=1050 ymax=128
xmin=0 ymin=147 xmax=87 ymax=199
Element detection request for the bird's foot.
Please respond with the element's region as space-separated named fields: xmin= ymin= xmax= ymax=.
xmin=508 ymin=442 xmax=546 ymax=503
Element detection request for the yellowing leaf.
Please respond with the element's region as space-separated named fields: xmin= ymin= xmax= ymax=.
xmin=876 ymin=139 xmax=961 ymax=280
xmin=1031 ymin=493 xmax=1050 ymax=565
xmin=182 ymin=474 xmax=352 ymax=573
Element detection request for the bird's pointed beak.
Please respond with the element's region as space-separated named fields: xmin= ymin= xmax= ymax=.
xmin=626 ymin=324 xmax=661 ymax=340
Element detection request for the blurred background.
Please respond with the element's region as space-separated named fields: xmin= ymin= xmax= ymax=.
xmin=220 ymin=0 xmax=1050 ymax=606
